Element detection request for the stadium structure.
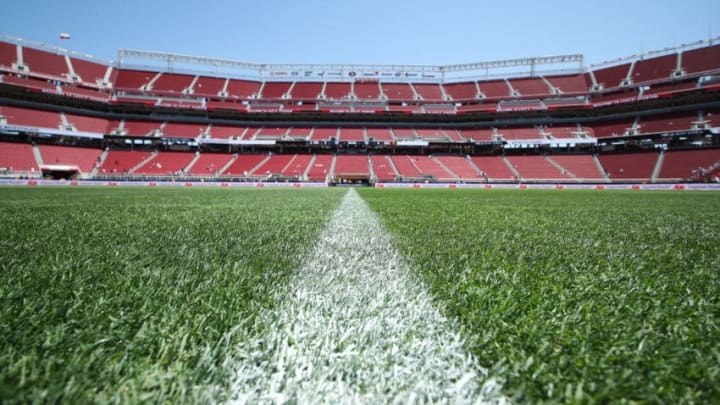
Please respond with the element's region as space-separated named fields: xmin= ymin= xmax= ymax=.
xmin=1 ymin=34 xmax=719 ymax=187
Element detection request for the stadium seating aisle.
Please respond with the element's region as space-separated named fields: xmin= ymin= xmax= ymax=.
xmin=134 ymin=151 xmax=196 ymax=175
xmin=506 ymin=155 xmax=572 ymax=180
xmin=99 ymin=150 xmax=154 ymax=174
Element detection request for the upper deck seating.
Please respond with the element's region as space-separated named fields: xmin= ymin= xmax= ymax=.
xmin=545 ymin=74 xmax=592 ymax=94
xmin=443 ymin=82 xmax=478 ymax=101
xmin=260 ymin=82 xmax=292 ymax=99
xmin=353 ymin=81 xmax=381 ymax=100
xmin=380 ymin=83 xmax=415 ymax=101
xmin=593 ymin=63 xmax=631 ymax=89
xmin=631 ymin=53 xmax=678 ymax=83
xmin=477 ymin=79 xmax=511 ymax=98
xmin=508 ymin=77 xmax=553 ymax=96
xmin=680 ymin=44 xmax=720 ymax=75
xmin=291 ymin=82 xmax=323 ymax=100
xmin=150 ymin=73 xmax=195 ymax=94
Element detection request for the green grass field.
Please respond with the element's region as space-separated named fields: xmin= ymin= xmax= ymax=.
xmin=1 ymin=187 xmax=719 ymax=403
xmin=360 ymin=189 xmax=720 ymax=403
xmin=0 ymin=187 xmax=345 ymax=403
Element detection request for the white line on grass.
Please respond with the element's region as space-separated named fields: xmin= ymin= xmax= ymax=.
xmin=227 ymin=188 xmax=506 ymax=404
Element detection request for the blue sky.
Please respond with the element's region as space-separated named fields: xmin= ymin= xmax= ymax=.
xmin=1 ymin=0 xmax=718 ymax=67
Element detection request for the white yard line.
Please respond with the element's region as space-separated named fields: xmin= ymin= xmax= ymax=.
xmin=227 ymin=188 xmax=506 ymax=404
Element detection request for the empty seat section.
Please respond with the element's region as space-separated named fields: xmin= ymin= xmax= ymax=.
xmin=637 ymin=112 xmax=698 ymax=133
xmin=457 ymin=103 xmax=498 ymax=114
xmin=354 ymin=82 xmax=381 ymax=100
xmin=381 ymin=83 xmax=414 ymax=101
xmin=593 ymin=63 xmax=631 ymax=89
xmin=412 ymin=156 xmax=456 ymax=179
xmin=681 ymin=44 xmax=720 ymax=75
xmin=255 ymin=127 xmax=288 ymax=139
xmin=287 ymin=126 xmax=313 ymax=139
xmin=496 ymin=127 xmax=540 ymax=140
xmin=392 ymin=128 xmax=416 ymax=139
xmin=113 ymin=70 xmax=156 ymax=91
xmin=208 ymin=125 xmax=246 ymax=139
xmin=415 ymin=128 xmax=449 ymax=141
xmin=162 ymin=123 xmax=208 ymax=138
xmin=589 ymin=120 xmax=635 ymax=137
xmin=150 ymin=73 xmax=195 ymax=94
xmin=413 ymin=83 xmax=444 ymax=101
xmin=339 ymin=127 xmax=365 ymax=142
xmin=0 ymin=42 xmax=17 ymax=68
xmin=311 ymin=127 xmax=338 ymax=141
xmin=590 ymin=90 xmax=637 ymax=105
xmin=38 ymin=145 xmax=102 ymax=173
xmin=443 ymin=82 xmax=478 ymax=101
xmin=370 ymin=155 xmax=397 ymax=181
xmin=291 ymin=82 xmax=323 ymax=99
xmin=470 ymin=156 xmax=515 ymax=180
xmin=187 ymin=153 xmax=233 ymax=176
xmin=260 ymin=82 xmax=292 ymax=99
xmin=99 ymin=150 xmax=153 ymax=174
xmin=546 ymin=74 xmax=592 ymax=94
xmin=478 ymin=80 xmax=511 ymax=98
xmin=631 ymin=54 xmax=677 ymax=83
xmin=69 ymin=58 xmax=108 ymax=86
xmin=65 ymin=113 xmax=110 ymax=133
xmin=391 ymin=155 xmax=423 ymax=178
xmin=549 ymin=155 xmax=605 ymax=179
xmin=434 ymin=156 xmax=484 ymax=180
xmin=1 ymin=105 xmax=61 ymax=128
xmin=283 ymin=154 xmax=313 ymax=177
xmin=324 ymin=82 xmax=351 ymax=100
xmin=191 ymin=76 xmax=226 ymax=97
xmin=459 ymin=128 xmax=494 ymax=141
xmin=206 ymin=100 xmax=247 ymax=112
xmin=542 ymin=126 xmax=581 ymax=138
xmin=22 ymin=47 xmax=69 ymax=79
xmin=61 ymin=85 xmax=110 ymax=102
xmin=0 ymin=141 xmax=39 ymax=172
xmin=1 ymin=75 xmax=59 ymax=92
xmin=388 ymin=104 xmax=422 ymax=113
xmin=222 ymin=154 xmax=266 ymax=176
xmin=134 ymin=151 xmax=195 ymax=175
xmin=123 ymin=121 xmax=163 ymax=137
xmin=659 ymin=149 xmax=720 ymax=180
xmin=366 ymin=127 xmax=394 ymax=142
xmin=598 ymin=152 xmax=659 ymax=180
xmin=307 ymin=155 xmax=333 ymax=181
xmin=644 ymin=81 xmax=698 ymax=96
xmin=253 ymin=154 xmax=295 ymax=176
xmin=506 ymin=155 xmax=571 ymax=180
xmin=334 ymin=155 xmax=369 ymax=175
xmin=226 ymin=79 xmax=261 ymax=98
xmin=508 ymin=77 xmax=553 ymax=96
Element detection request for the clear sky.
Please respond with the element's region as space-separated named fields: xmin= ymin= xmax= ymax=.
xmin=1 ymin=0 xmax=718 ymax=67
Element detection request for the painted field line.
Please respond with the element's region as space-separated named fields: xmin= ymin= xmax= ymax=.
xmin=227 ymin=188 xmax=506 ymax=404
